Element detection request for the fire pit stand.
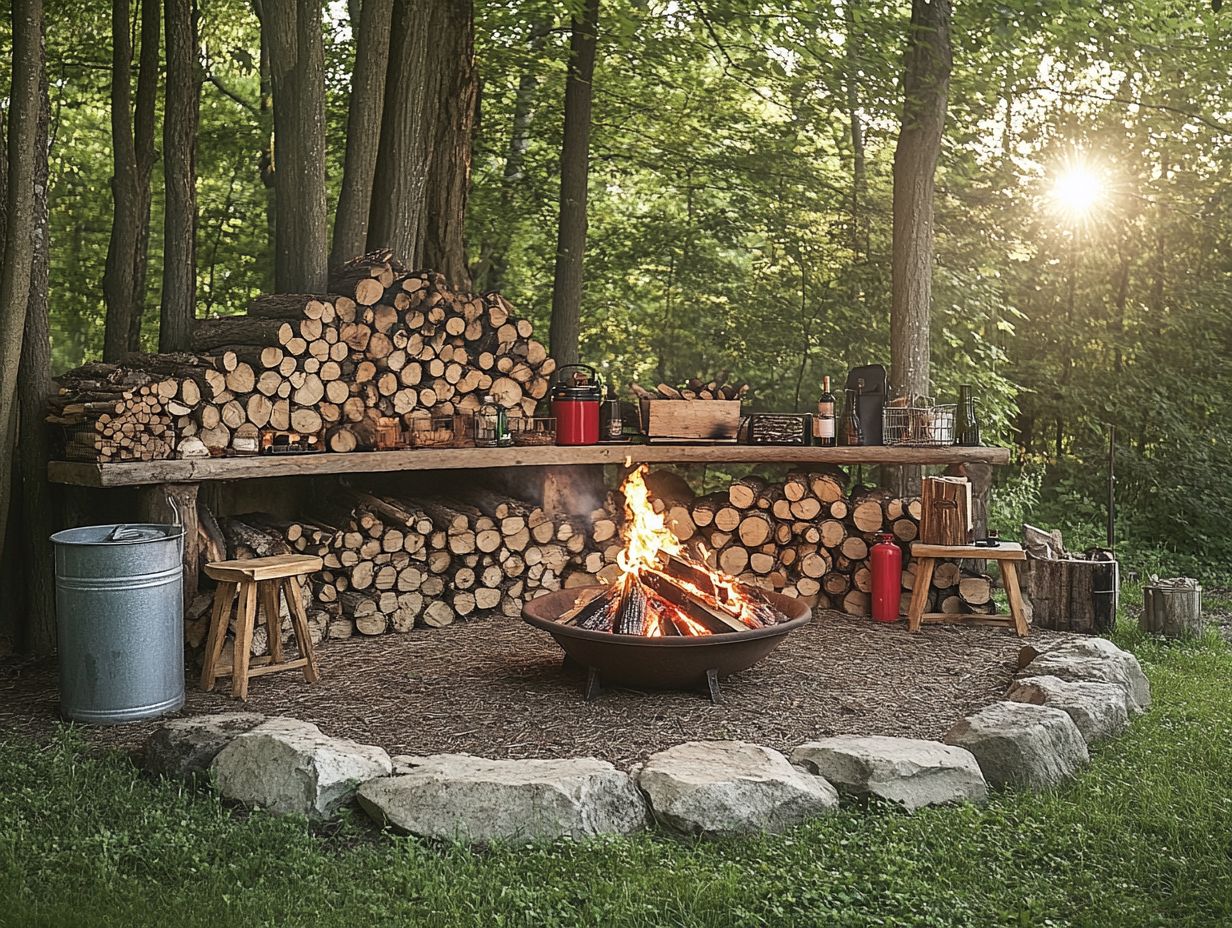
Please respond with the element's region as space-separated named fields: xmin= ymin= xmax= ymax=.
xmin=524 ymin=587 xmax=812 ymax=704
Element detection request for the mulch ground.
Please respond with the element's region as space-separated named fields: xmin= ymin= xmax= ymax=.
xmin=0 ymin=612 xmax=1062 ymax=769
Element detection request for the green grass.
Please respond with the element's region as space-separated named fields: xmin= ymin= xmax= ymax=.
xmin=2 ymin=598 xmax=1232 ymax=928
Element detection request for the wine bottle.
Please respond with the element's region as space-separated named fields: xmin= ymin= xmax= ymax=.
xmin=812 ymin=375 xmax=837 ymax=446
xmin=956 ymin=384 xmax=981 ymax=446
xmin=841 ymin=381 xmax=864 ymax=446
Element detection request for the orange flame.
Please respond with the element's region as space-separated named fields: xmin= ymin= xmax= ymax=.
xmin=605 ymin=465 xmax=766 ymax=637
xmin=617 ymin=466 xmax=681 ymax=576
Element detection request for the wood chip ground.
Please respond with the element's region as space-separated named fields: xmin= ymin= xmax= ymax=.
xmin=0 ymin=613 xmax=1064 ymax=769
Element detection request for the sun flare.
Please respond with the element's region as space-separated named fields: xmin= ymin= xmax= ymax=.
xmin=1049 ymin=157 xmax=1106 ymax=225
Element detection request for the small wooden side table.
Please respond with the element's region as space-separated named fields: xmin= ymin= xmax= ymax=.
xmin=201 ymin=554 xmax=323 ymax=699
xmin=907 ymin=542 xmax=1029 ymax=637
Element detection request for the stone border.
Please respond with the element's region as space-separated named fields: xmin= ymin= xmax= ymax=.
xmin=142 ymin=636 xmax=1151 ymax=842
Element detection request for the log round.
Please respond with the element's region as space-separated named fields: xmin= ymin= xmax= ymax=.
xmin=522 ymin=587 xmax=811 ymax=691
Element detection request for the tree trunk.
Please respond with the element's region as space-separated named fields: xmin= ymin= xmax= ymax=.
xmin=16 ymin=62 xmax=55 ymax=655
xmin=368 ymin=0 xmax=432 ymax=264
xmin=477 ymin=19 xmax=549 ymax=293
xmin=265 ymin=0 xmax=329 ymax=292
xmin=889 ymin=0 xmax=951 ymax=494
xmin=160 ymin=0 xmax=200 ymax=352
xmin=103 ymin=0 xmax=160 ymax=361
xmin=420 ymin=0 xmax=475 ymax=289
xmin=0 ymin=0 xmax=44 ymax=562
xmin=330 ymin=0 xmax=393 ymax=270
xmin=549 ymin=0 xmax=600 ymax=369
xmin=844 ymin=0 xmax=866 ymax=259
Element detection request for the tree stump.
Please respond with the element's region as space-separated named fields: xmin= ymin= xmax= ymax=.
xmin=1140 ymin=578 xmax=1202 ymax=639
xmin=1022 ymin=554 xmax=1118 ymax=634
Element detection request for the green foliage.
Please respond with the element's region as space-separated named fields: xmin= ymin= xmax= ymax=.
xmin=7 ymin=0 xmax=1231 ymax=557
xmin=3 ymin=598 xmax=1232 ymax=926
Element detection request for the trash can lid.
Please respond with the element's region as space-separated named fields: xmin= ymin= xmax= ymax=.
xmin=51 ymin=523 xmax=184 ymax=546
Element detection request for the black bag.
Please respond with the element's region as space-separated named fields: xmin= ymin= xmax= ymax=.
xmin=845 ymin=364 xmax=887 ymax=446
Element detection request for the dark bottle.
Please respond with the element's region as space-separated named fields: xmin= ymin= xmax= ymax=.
xmin=598 ymin=383 xmax=624 ymax=442
xmin=812 ymin=375 xmax=837 ymax=446
xmin=956 ymin=384 xmax=981 ymax=446
xmin=841 ymin=381 xmax=864 ymax=446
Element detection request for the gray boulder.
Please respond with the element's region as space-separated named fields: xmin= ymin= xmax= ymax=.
xmin=1007 ymin=675 xmax=1130 ymax=745
xmin=791 ymin=735 xmax=987 ymax=810
xmin=211 ymin=717 xmax=392 ymax=817
xmin=356 ymin=754 xmax=646 ymax=842
xmin=944 ymin=701 xmax=1089 ymax=791
xmin=1019 ymin=637 xmax=1150 ymax=713
xmin=143 ymin=712 xmax=266 ymax=780
xmin=637 ymin=741 xmax=838 ymax=837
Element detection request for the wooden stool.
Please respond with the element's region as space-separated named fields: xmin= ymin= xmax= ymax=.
xmin=201 ymin=554 xmax=324 ymax=699
xmin=907 ymin=542 xmax=1030 ymax=637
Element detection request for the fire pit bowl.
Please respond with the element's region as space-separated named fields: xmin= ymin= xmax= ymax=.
xmin=522 ymin=586 xmax=811 ymax=702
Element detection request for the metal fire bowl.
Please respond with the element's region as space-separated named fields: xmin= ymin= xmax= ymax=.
xmin=522 ymin=586 xmax=811 ymax=694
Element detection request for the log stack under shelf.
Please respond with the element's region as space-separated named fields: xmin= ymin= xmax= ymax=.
xmin=579 ymin=469 xmax=979 ymax=618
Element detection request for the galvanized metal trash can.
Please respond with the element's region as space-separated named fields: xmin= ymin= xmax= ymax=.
xmin=51 ymin=523 xmax=186 ymax=724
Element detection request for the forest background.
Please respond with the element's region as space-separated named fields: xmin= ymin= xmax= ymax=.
xmin=2 ymin=0 xmax=1230 ymax=586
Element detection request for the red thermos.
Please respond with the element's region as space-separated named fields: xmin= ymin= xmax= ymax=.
xmin=870 ymin=532 xmax=903 ymax=622
xmin=552 ymin=364 xmax=602 ymax=445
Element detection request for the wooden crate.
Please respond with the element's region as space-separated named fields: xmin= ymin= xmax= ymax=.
xmin=639 ymin=399 xmax=741 ymax=442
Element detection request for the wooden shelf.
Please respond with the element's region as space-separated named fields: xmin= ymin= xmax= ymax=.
xmin=47 ymin=444 xmax=1011 ymax=488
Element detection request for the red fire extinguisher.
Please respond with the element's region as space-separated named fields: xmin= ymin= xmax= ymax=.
xmin=870 ymin=532 xmax=902 ymax=622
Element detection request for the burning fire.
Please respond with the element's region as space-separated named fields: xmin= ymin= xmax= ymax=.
xmin=560 ymin=466 xmax=782 ymax=637
xmin=616 ymin=466 xmax=681 ymax=575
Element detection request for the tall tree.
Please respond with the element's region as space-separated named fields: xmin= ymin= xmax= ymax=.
xmin=421 ymin=0 xmax=476 ymax=288
xmin=368 ymin=0 xmax=434 ymax=266
xmin=474 ymin=18 xmax=549 ymax=293
xmin=264 ymin=0 xmax=329 ymax=292
xmin=549 ymin=0 xmax=600 ymax=368
xmin=160 ymin=0 xmax=200 ymax=351
xmin=103 ymin=0 xmax=161 ymax=360
xmin=15 ymin=60 xmax=55 ymax=655
xmin=890 ymin=0 xmax=951 ymax=403
xmin=330 ymin=0 xmax=393 ymax=271
xmin=368 ymin=0 xmax=477 ymax=279
xmin=888 ymin=0 xmax=950 ymax=495
xmin=843 ymin=0 xmax=867 ymax=260
xmin=0 ymin=0 xmax=45 ymax=563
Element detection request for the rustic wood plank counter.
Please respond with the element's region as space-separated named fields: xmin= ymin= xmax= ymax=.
xmin=47 ymin=444 xmax=1010 ymax=488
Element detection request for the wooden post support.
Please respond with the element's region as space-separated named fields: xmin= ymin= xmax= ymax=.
xmin=136 ymin=482 xmax=200 ymax=607
xmin=541 ymin=464 xmax=606 ymax=519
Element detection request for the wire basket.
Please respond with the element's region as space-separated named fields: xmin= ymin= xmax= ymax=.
xmin=882 ymin=397 xmax=956 ymax=447
xmin=510 ymin=416 xmax=557 ymax=446
xmin=408 ymin=415 xmax=472 ymax=449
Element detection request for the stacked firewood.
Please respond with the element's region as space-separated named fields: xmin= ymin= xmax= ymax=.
xmin=50 ymin=253 xmax=555 ymax=461
xmin=630 ymin=375 xmax=749 ymax=401
xmin=188 ymin=485 xmax=596 ymax=653
xmin=45 ymin=356 xmax=217 ymax=462
xmin=183 ymin=510 xmax=332 ymax=665
xmin=579 ymin=469 xmax=988 ymax=617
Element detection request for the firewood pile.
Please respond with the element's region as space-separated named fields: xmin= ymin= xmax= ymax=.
xmin=184 ymin=484 xmax=599 ymax=658
xmin=582 ymin=469 xmax=986 ymax=617
xmin=45 ymin=355 xmax=218 ymax=463
xmin=49 ymin=251 xmax=555 ymax=462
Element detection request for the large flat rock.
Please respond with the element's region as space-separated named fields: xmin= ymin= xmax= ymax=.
xmin=1019 ymin=637 xmax=1150 ymax=713
xmin=791 ymin=735 xmax=987 ymax=810
xmin=637 ymin=741 xmax=838 ymax=837
xmin=1007 ymin=675 xmax=1130 ymax=745
xmin=357 ymin=754 xmax=646 ymax=843
xmin=944 ymin=701 xmax=1089 ymax=791
xmin=211 ymin=717 xmax=391 ymax=818
xmin=143 ymin=712 xmax=266 ymax=780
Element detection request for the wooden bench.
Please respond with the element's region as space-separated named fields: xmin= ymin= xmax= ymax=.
xmin=907 ymin=542 xmax=1029 ymax=637
xmin=201 ymin=554 xmax=323 ymax=699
